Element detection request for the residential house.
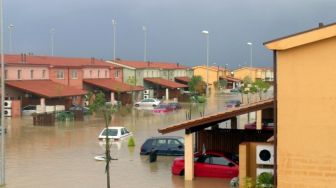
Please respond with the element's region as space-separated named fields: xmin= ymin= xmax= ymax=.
xmin=233 ymin=67 xmax=274 ymax=82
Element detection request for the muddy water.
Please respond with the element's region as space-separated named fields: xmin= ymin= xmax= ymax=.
xmin=3 ymin=93 xmax=252 ymax=188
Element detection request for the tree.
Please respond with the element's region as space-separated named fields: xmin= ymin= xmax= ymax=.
xmin=88 ymin=91 xmax=106 ymax=113
xmin=213 ymin=79 xmax=227 ymax=91
xmin=188 ymin=76 xmax=206 ymax=96
xmin=252 ymin=79 xmax=271 ymax=100
xmin=239 ymin=76 xmax=253 ymax=104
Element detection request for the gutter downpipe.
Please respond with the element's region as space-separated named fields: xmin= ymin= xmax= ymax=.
xmin=273 ymin=50 xmax=278 ymax=187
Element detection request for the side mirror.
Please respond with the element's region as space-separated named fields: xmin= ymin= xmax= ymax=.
xmin=178 ymin=145 xmax=183 ymax=149
xmin=228 ymin=162 xmax=235 ymax=167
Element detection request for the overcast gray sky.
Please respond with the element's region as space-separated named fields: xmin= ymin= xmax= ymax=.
xmin=4 ymin=0 xmax=336 ymax=68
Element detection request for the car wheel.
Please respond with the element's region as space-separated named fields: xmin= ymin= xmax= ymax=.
xmin=152 ymin=104 xmax=157 ymax=107
xmin=180 ymin=170 xmax=185 ymax=176
xmin=135 ymin=104 xmax=139 ymax=107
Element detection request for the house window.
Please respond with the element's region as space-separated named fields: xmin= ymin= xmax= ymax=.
xmin=17 ymin=70 xmax=22 ymax=80
xmin=105 ymin=70 xmax=108 ymax=78
xmin=30 ymin=70 xmax=34 ymax=79
xmin=98 ymin=70 xmax=100 ymax=78
xmin=56 ymin=70 xmax=64 ymax=79
xmin=89 ymin=70 xmax=92 ymax=78
xmin=71 ymin=70 xmax=78 ymax=79
xmin=114 ymin=70 xmax=119 ymax=78
xmin=4 ymin=70 xmax=8 ymax=80
xmin=42 ymin=70 xmax=46 ymax=78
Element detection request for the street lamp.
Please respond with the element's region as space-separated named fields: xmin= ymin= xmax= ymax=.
xmin=0 ymin=0 xmax=5 ymax=184
xmin=142 ymin=26 xmax=147 ymax=62
xmin=112 ymin=19 xmax=116 ymax=61
xmin=202 ymin=30 xmax=209 ymax=95
xmin=225 ymin=63 xmax=229 ymax=76
xmin=8 ymin=24 xmax=14 ymax=53
xmin=50 ymin=28 xmax=55 ymax=56
xmin=247 ymin=42 xmax=253 ymax=79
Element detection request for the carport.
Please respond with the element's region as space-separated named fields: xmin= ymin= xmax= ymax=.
xmin=144 ymin=77 xmax=188 ymax=100
xmin=158 ymin=99 xmax=274 ymax=181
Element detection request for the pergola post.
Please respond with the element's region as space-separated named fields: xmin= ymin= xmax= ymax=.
xmin=256 ymin=110 xmax=262 ymax=130
xmin=40 ymin=98 xmax=46 ymax=113
xmin=165 ymin=88 xmax=169 ymax=101
xmin=110 ymin=92 xmax=115 ymax=104
xmin=184 ymin=132 xmax=194 ymax=181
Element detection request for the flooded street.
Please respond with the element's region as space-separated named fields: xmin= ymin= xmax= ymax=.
xmin=3 ymin=93 xmax=268 ymax=188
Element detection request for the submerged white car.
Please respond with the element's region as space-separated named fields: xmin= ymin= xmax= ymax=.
xmin=134 ymin=98 xmax=161 ymax=108
xmin=98 ymin=127 xmax=132 ymax=141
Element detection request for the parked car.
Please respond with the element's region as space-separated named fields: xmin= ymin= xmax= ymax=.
xmin=134 ymin=98 xmax=161 ymax=108
xmin=168 ymin=102 xmax=182 ymax=110
xmin=69 ymin=105 xmax=90 ymax=113
xmin=230 ymin=88 xmax=240 ymax=93
xmin=140 ymin=136 xmax=184 ymax=156
xmin=225 ymin=100 xmax=241 ymax=108
xmin=244 ymin=122 xmax=274 ymax=130
xmin=98 ymin=127 xmax=132 ymax=141
xmin=171 ymin=151 xmax=239 ymax=179
xmin=22 ymin=105 xmax=37 ymax=116
xmin=153 ymin=104 xmax=173 ymax=113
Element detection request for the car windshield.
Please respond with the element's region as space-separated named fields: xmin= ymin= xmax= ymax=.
xmin=101 ymin=129 xmax=118 ymax=136
xmin=156 ymin=104 xmax=168 ymax=108
xmin=178 ymin=138 xmax=184 ymax=144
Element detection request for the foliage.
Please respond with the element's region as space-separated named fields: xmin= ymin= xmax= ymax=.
xmin=252 ymin=79 xmax=271 ymax=100
xmin=243 ymin=176 xmax=255 ymax=188
xmin=188 ymin=76 xmax=206 ymax=96
xmin=128 ymin=136 xmax=135 ymax=147
xmin=256 ymin=173 xmax=274 ymax=188
xmin=196 ymin=96 xmax=206 ymax=103
xmin=126 ymin=76 xmax=137 ymax=86
xmin=57 ymin=111 xmax=74 ymax=121
xmin=88 ymin=91 xmax=106 ymax=113
xmin=213 ymin=79 xmax=227 ymax=90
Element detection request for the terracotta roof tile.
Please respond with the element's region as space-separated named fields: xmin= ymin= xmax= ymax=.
xmin=174 ymin=77 xmax=191 ymax=84
xmin=6 ymin=80 xmax=87 ymax=98
xmin=144 ymin=78 xmax=188 ymax=89
xmin=83 ymin=79 xmax=144 ymax=92
xmin=114 ymin=60 xmax=190 ymax=70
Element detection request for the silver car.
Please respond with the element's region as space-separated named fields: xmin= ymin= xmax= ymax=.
xmin=22 ymin=105 xmax=37 ymax=116
xmin=134 ymin=98 xmax=161 ymax=108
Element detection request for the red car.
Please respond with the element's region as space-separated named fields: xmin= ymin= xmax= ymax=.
xmin=244 ymin=122 xmax=274 ymax=130
xmin=171 ymin=151 xmax=239 ymax=179
xmin=153 ymin=104 xmax=173 ymax=113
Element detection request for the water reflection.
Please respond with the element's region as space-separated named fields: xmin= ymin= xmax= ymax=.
xmin=3 ymin=93 xmax=258 ymax=188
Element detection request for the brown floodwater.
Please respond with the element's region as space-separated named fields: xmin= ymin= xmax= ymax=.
xmin=3 ymin=92 xmax=268 ymax=188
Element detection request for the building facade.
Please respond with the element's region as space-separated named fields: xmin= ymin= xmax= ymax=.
xmin=233 ymin=67 xmax=274 ymax=82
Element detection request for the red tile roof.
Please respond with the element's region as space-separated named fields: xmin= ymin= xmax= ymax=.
xmin=6 ymin=80 xmax=87 ymax=98
xmin=175 ymin=77 xmax=191 ymax=84
xmin=220 ymin=76 xmax=242 ymax=82
xmin=5 ymin=54 xmax=120 ymax=68
xmin=114 ymin=60 xmax=190 ymax=70
xmin=83 ymin=79 xmax=144 ymax=92
xmin=144 ymin=78 xmax=188 ymax=89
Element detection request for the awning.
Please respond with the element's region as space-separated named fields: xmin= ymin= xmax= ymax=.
xmin=6 ymin=80 xmax=87 ymax=98
xmin=83 ymin=79 xmax=144 ymax=92
xmin=158 ymin=99 xmax=274 ymax=134
xmin=220 ymin=76 xmax=241 ymax=82
xmin=144 ymin=78 xmax=188 ymax=89
xmin=175 ymin=77 xmax=191 ymax=84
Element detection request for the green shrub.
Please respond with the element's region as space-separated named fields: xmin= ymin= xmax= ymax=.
xmin=128 ymin=136 xmax=135 ymax=147
xmin=197 ymin=96 xmax=206 ymax=103
xmin=256 ymin=172 xmax=274 ymax=188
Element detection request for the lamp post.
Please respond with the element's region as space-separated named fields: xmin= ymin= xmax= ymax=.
xmin=8 ymin=24 xmax=14 ymax=53
xmin=112 ymin=19 xmax=116 ymax=61
xmin=0 ymin=0 xmax=5 ymax=184
xmin=50 ymin=28 xmax=55 ymax=56
xmin=225 ymin=63 xmax=229 ymax=76
xmin=202 ymin=30 xmax=209 ymax=95
xmin=142 ymin=26 xmax=147 ymax=62
xmin=247 ymin=42 xmax=253 ymax=79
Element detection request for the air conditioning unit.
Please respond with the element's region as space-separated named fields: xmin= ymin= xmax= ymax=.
xmin=4 ymin=100 xmax=12 ymax=108
xmin=256 ymin=144 xmax=274 ymax=165
xmin=257 ymin=168 xmax=274 ymax=177
xmin=144 ymin=90 xmax=150 ymax=94
xmin=4 ymin=109 xmax=12 ymax=117
xmin=143 ymin=94 xmax=149 ymax=99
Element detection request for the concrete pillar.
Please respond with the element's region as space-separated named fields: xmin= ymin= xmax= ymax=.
xmin=165 ymin=88 xmax=169 ymax=101
xmin=256 ymin=110 xmax=262 ymax=130
xmin=40 ymin=98 xmax=46 ymax=113
xmin=239 ymin=143 xmax=249 ymax=188
xmin=231 ymin=117 xmax=237 ymax=129
xmin=184 ymin=133 xmax=194 ymax=181
xmin=110 ymin=92 xmax=115 ymax=104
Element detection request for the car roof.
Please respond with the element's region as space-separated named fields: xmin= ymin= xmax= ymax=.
xmin=106 ymin=126 xmax=127 ymax=129
xmin=149 ymin=136 xmax=183 ymax=139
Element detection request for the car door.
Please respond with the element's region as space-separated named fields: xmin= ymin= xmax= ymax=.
xmin=167 ymin=139 xmax=184 ymax=156
xmin=209 ymin=154 xmax=238 ymax=178
xmin=194 ymin=155 xmax=213 ymax=177
xmin=155 ymin=138 xmax=168 ymax=155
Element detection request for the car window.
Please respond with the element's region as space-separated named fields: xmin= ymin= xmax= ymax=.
xmin=156 ymin=139 xmax=167 ymax=148
xmin=101 ymin=129 xmax=118 ymax=137
xmin=177 ymin=138 xmax=184 ymax=144
xmin=167 ymin=139 xmax=181 ymax=147
xmin=149 ymin=99 xmax=155 ymax=102
xmin=121 ymin=129 xmax=125 ymax=135
xmin=124 ymin=128 xmax=129 ymax=134
xmin=195 ymin=155 xmax=211 ymax=164
xmin=210 ymin=155 xmax=231 ymax=166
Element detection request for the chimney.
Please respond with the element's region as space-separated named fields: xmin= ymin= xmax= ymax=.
xmin=147 ymin=61 xmax=150 ymax=67
xmin=177 ymin=62 xmax=179 ymax=67
xmin=21 ymin=54 xmax=24 ymax=63
xmin=318 ymin=22 xmax=324 ymax=28
xmin=24 ymin=53 xmax=27 ymax=63
xmin=91 ymin=57 xmax=95 ymax=64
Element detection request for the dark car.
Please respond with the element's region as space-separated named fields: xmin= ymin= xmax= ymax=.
xmin=244 ymin=122 xmax=274 ymax=130
xmin=225 ymin=100 xmax=241 ymax=108
xmin=168 ymin=102 xmax=182 ymax=110
xmin=69 ymin=105 xmax=89 ymax=114
xmin=140 ymin=136 xmax=184 ymax=156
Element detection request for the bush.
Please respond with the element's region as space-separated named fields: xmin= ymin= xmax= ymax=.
xmin=197 ymin=96 xmax=206 ymax=103
xmin=256 ymin=172 xmax=274 ymax=188
xmin=128 ymin=136 xmax=135 ymax=147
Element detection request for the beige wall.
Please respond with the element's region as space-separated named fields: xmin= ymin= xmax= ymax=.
xmin=277 ymin=36 xmax=336 ymax=187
